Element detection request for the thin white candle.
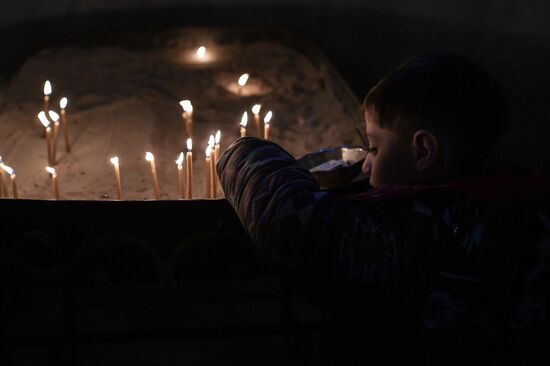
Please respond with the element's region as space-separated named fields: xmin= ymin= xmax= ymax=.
xmin=45 ymin=166 xmax=60 ymax=200
xmin=179 ymin=99 xmax=194 ymax=138
xmin=48 ymin=110 xmax=60 ymax=165
xmin=43 ymin=80 xmax=52 ymax=111
xmin=38 ymin=111 xmax=52 ymax=165
xmin=206 ymin=145 xmax=213 ymax=198
xmin=145 ymin=152 xmax=160 ymax=199
xmin=214 ymin=130 xmax=221 ymax=162
xmin=175 ymin=152 xmax=185 ymax=199
xmin=186 ymin=138 xmax=193 ymax=199
xmin=214 ymin=130 xmax=221 ymax=197
xmin=252 ymin=104 xmax=262 ymax=137
xmin=0 ymin=160 xmax=8 ymax=198
xmin=264 ymin=110 xmax=273 ymax=140
xmin=110 ymin=156 xmax=122 ymax=200
xmin=1 ymin=165 xmax=17 ymax=199
xmin=240 ymin=112 xmax=248 ymax=138
xmin=60 ymin=97 xmax=71 ymax=153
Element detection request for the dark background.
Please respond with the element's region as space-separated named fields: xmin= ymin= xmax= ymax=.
xmin=1 ymin=0 xmax=549 ymax=172
xmin=1 ymin=2 xmax=549 ymax=364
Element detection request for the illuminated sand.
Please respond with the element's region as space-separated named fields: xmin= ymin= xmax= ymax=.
xmin=0 ymin=28 xmax=363 ymax=200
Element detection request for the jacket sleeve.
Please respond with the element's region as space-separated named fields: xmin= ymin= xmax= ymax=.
xmin=217 ymin=137 xmax=415 ymax=303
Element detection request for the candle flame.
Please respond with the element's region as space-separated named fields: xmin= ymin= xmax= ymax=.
xmin=46 ymin=166 xmax=56 ymax=175
xmin=43 ymin=80 xmax=52 ymax=96
xmin=264 ymin=110 xmax=273 ymax=124
xmin=48 ymin=110 xmax=60 ymax=122
xmin=175 ymin=152 xmax=184 ymax=165
xmin=110 ymin=156 xmax=119 ymax=165
xmin=206 ymin=145 xmax=212 ymax=158
xmin=215 ymin=130 xmax=221 ymax=144
xmin=196 ymin=46 xmax=206 ymax=58
xmin=179 ymin=99 xmax=193 ymax=112
xmin=238 ymin=73 xmax=249 ymax=87
xmin=187 ymin=138 xmax=193 ymax=151
xmin=252 ymin=104 xmax=262 ymax=115
xmin=1 ymin=165 xmax=14 ymax=175
xmin=240 ymin=111 xmax=248 ymax=127
xmin=145 ymin=152 xmax=154 ymax=162
xmin=38 ymin=111 xmax=50 ymax=128
xmin=60 ymin=97 xmax=68 ymax=109
xmin=208 ymin=135 xmax=215 ymax=148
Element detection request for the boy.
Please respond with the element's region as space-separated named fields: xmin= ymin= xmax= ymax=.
xmin=217 ymin=53 xmax=549 ymax=364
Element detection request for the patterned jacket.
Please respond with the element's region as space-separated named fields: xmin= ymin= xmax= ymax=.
xmin=217 ymin=137 xmax=550 ymax=364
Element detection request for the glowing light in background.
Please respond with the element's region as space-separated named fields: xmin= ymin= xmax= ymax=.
xmin=43 ymin=81 xmax=52 ymax=96
xmin=238 ymin=73 xmax=249 ymax=87
xmin=240 ymin=111 xmax=248 ymax=127
xmin=196 ymin=46 xmax=206 ymax=59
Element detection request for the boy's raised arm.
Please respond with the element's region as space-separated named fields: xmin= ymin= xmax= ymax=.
xmin=217 ymin=137 xmax=412 ymax=303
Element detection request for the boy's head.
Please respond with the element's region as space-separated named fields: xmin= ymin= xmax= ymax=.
xmin=361 ymin=52 xmax=509 ymax=188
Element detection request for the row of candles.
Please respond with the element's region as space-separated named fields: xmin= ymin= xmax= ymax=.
xmin=0 ymin=69 xmax=274 ymax=200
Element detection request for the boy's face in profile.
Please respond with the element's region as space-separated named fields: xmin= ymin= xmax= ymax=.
xmin=362 ymin=109 xmax=419 ymax=188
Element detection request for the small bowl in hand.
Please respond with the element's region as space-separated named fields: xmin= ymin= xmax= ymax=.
xmin=297 ymin=146 xmax=367 ymax=190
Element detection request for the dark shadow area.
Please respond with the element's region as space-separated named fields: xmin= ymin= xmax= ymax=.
xmin=0 ymin=198 xmax=321 ymax=365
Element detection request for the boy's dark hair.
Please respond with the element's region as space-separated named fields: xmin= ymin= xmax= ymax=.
xmin=363 ymin=52 xmax=509 ymax=173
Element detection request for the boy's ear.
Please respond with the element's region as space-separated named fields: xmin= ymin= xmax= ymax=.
xmin=411 ymin=130 xmax=439 ymax=171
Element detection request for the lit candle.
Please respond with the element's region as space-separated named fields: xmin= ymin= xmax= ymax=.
xmin=145 ymin=152 xmax=160 ymax=200
xmin=252 ymin=104 xmax=262 ymax=137
xmin=214 ymin=130 xmax=221 ymax=163
xmin=1 ymin=165 xmax=18 ymax=199
xmin=38 ymin=111 xmax=52 ymax=165
xmin=205 ymin=145 xmax=213 ymax=198
xmin=60 ymin=97 xmax=71 ymax=153
xmin=179 ymin=99 xmax=193 ymax=139
xmin=0 ymin=159 xmax=8 ymax=197
xmin=48 ymin=110 xmax=60 ymax=165
xmin=264 ymin=110 xmax=273 ymax=140
xmin=237 ymin=73 xmax=249 ymax=95
xmin=110 ymin=156 xmax=122 ymax=200
xmin=207 ymin=134 xmax=217 ymax=198
xmin=196 ymin=46 xmax=206 ymax=59
xmin=175 ymin=152 xmax=185 ymax=199
xmin=240 ymin=111 xmax=248 ymax=138
xmin=186 ymin=138 xmax=193 ymax=199
xmin=45 ymin=166 xmax=60 ymax=200
xmin=43 ymin=80 xmax=52 ymax=112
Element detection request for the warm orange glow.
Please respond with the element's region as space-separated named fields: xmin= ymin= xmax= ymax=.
xmin=1 ymin=164 xmax=13 ymax=175
xmin=175 ymin=152 xmax=184 ymax=165
xmin=48 ymin=110 xmax=60 ymax=122
xmin=179 ymin=100 xmax=193 ymax=112
xmin=252 ymin=104 xmax=261 ymax=115
xmin=38 ymin=111 xmax=50 ymax=128
xmin=238 ymin=73 xmax=249 ymax=87
xmin=240 ymin=111 xmax=248 ymax=127
xmin=43 ymin=81 xmax=52 ymax=96
xmin=196 ymin=46 xmax=206 ymax=58
xmin=264 ymin=111 xmax=273 ymax=124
